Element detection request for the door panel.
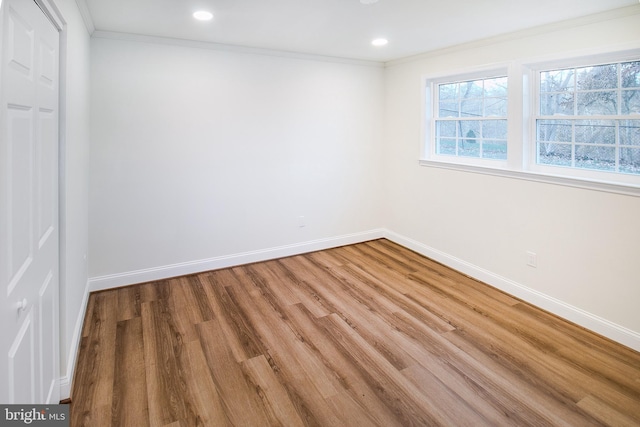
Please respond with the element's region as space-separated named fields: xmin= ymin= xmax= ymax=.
xmin=1 ymin=0 xmax=60 ymax=404
xmin=7 ymin=105 xmax=33 ymax=296
xmin=37 ymin=110 xmax=55 ymax=247
xmin=39 ymin=272 xmax=55 ymax=402
xmin=7 ymin=7 xmax=34 ymax=78
xmin=8 ymin=310 xmax=36 ymax=404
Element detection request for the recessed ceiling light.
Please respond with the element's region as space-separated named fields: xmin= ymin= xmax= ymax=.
xmin=371 ymin=38 xmax=388 ymax=47
xmin=193 ymin=11 xmax=213 ymax=21
xmin=360 ymin=0 xmax=379 ymax=4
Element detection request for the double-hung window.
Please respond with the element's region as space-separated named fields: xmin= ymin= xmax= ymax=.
xmin=427 ymin=72 xmax=508 ymax=165
xmin=534 ymin=61 xmax=640 ymax=179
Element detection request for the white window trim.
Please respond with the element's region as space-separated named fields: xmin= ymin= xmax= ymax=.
xmin=420 ymin=45 xmax=640 ymax=197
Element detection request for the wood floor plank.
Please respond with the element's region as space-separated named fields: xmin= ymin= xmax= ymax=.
xmin=226 ymin=267 xmax=343 ymax=399
xmin=317 ymin=312 xmax=453 ymax=426
xmin=408 ymin=275 xmax=636 ymax=425
xmin=241 ymin=355 xmax=307 ymax=427
xmin=284 ymin=302 xmax=406 ymax=427
xmin=268 ymin=259 xmax=331 ymax=318
xmin=368 ymin=239 xmax=521 ymax=306
xmin=385 ymin=310 xmax=566 ymax=425
xmin=324 ymin=392 xmax=388 ymax=427
xmin=138 ymin=279 xmax=170 ymax=303
xmin=70 ymin=239 xmax=640 ymax=426
xmin=166 ymin=277 xmax=212 ymax=344
xmin=182 ymin=339 xmax=233 ymax=427
xmin=577 ymin=395 xmax=640 ymax=427
xmin=221 ymin=278 xmax=344 ymax=425
xmin=203 ymin=271 xmax=264 ymax=362
xmin=330 ymin=245 xmax=417 ymax=294
xmin=514 ymin=301 xmax=640 ymax=369
xmin=111 ymin=317 xmax=149 ymax=427
xmin=441 ymin=329 xmax=603 ymax=426
xmin=400 ymin=364 xmax=501 ymax=426
xmin=406 ymin=279 xmax=595 ymax=406
xmin=280 ymin=255 xmax=416 ymax=371
xmin=195 ymin=319 xmax=273 ymax=426
xmin=116 ymin=285 xmax=141 ymax=322
xmin=71 ymin=291 xmax=118 ymax=427
xmin=270 ymin=258 xmax=334 ymax=317
xmin=141 ymin=299 xmax=196 ymax=426
xmin=246 ymin=261 xmax=301 ymax=306
xmin=333 ymin=259 xmax=456 ymax=334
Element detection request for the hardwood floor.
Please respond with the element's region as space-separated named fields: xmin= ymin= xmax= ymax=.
xmin=70 ymin=239 xmax=640 ymax=426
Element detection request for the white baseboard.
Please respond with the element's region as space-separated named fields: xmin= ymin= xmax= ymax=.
xmin=383 ymin=230 xmax=640 ymax=353
xmin=59 ymin=278 xmax=91 ymax=400
xmin=89 ymin=229 xmax=386 ymax=292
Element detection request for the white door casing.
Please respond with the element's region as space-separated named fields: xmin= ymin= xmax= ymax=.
xmin=0 ymin=0 xmax=60 ymax=404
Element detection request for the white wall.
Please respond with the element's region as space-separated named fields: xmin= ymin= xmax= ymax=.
xmin=57 ymin=0 xmax=91 ymax=397
xmin=89 ymin=37 xmax=384 ymax=282
xmin=383 ymin=10 xmax=640 ymax=347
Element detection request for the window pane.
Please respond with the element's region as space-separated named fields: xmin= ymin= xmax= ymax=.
xmin=459 ymin=141 xmax=480 ymax=158
xmin=439 ymin=101 xmax=459 ymax=117
xmin=439 ymin=83 xmax=458 ymax=100
xmin=576 ymin=64 xmax=617 ymax=90
xmin=460 ymin=120 xmax=481 ymax=142
xmin=534 ymin=61 xmax=640 ymax=180
xmin=483 ymin=120 xmax=507 ymax=139
xmin=540 ymin=69 xmax=574 ymax=93
xmin=574 ymin=120 xmax=615 ymax=144
xmin=484 ymin=97 xmax=507 ymax=116
xmin=540 ymin=93 xmax=574 ymax=115
xmin=437 ymin=138 xmax=457 ymax=155
xmin=539 ymin=143 xmax=571 ymax=166
xmin=621 ymin=61 xmax=640 ymax=88
xmin=436 ymin=120 xmax=457 ymax=138
xmin=621 ymin=89 xmax=640 ymax=114
xmin=576 ymin=91 xmax=617 ymax=115
xmin=537 ymin=120 xmax=572 ymax=142
xmin=484 ymin=77 xmax=508 ymax=97
xmin=431 ymin=74 xmax=507 ymax=163
xmin=460 ymin=99 xmax=482 ymax=117
xmin=620 ymin=120 xmax=640 ymax=146
xmin=620 ymin=147 xmax=640 ymax=174
xmin=483 ymin=141 xmax=507 ymax=160
xmin=460 ymin=80 xmax=483 ymax=98
xmin=575 ymin=145 xmax=615 ymax=171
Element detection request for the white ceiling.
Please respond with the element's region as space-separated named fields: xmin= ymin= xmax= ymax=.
xmin=83 ymin=0 xmax=638 ymax=62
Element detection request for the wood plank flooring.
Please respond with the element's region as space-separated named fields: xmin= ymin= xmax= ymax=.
xmin=70 ymin=239 xmax=640 ymax=426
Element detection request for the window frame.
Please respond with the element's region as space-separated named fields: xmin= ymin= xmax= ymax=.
xmin=525 ymin=54 xmax=640 ymax=188
xmin=420 ymin=47 xmax=640 ymax=197
xmin=423 ymin=66 xmax=510 ymax=169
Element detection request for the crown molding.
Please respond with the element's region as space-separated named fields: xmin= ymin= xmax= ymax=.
xmin=91 ymin=30 xmax=384 ymax=68
xmin=386 ymin=4 xmax=640 ymax=67
xmin=74 ymin=0 xmax=95 ymax=34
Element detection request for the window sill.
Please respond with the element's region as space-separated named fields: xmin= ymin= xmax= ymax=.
xmin=418 ymin=159 xmax=640 ymax=197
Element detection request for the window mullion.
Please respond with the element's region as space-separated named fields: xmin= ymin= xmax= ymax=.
xmin=615 ymin=121 xmax=620 ymax=173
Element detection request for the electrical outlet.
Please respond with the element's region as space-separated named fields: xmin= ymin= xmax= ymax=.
xmin=526 ymin=251 xmax=537 ymax=268
xmin=298 ymin=216 xmax=306 ymax=228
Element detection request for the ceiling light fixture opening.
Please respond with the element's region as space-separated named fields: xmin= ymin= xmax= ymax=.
xmin=360 ymin=0 xmax=379 ymax=4
xmin=193 ymin=11 xmax=214 ymax=21
xmin=372 ymin=38 xmax=388 ymax=47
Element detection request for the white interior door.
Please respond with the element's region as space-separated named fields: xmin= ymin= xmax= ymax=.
xmin=0 ymin=0 xmax=60 ymax=404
